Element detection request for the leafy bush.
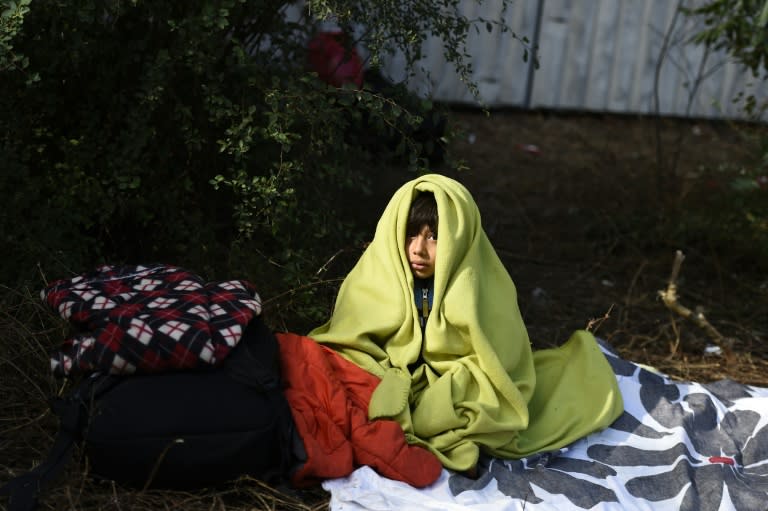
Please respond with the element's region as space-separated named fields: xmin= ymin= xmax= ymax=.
xmin=693 ymin=135 xmax=768 ymax=266
xmin=0 ymin=0 xmax=519 ymax=328
xmin=679 ymin=0 xmax=768 ymax=268
xmin=686 ymin=0 xmax=768 ymax=117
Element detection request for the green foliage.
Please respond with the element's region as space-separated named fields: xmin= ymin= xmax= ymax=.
xmin=686 ymin=0 xmax=768 ymax=71
xmin=0 ymin=0 xmax=37 ymax=82
xmin=720 ymin=135 xmax=768 ymax=262
xmin=0 ymin=0 xmax=516 ymax=329
xmin=685 ymin=0 xmax=768 ymax=117
xmin=675 ymin=160 xmax=768 ymax=270
xmin=679 ymin=0 xmax=768 ymax=268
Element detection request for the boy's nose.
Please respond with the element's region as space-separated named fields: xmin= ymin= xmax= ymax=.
xmin=411 ymin=236 xmax=426 ymax=254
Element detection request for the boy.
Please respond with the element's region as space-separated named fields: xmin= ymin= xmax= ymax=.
xmin=309 ymin=174 xmax=623 ymax=473
xmin=405 ymin=192 xmax=437 ymax=331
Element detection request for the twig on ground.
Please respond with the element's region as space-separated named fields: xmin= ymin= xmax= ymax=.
xmin=657 ymin=250 xmax=735 ymax=356
xmin=586 ymin=304 xmax=614 ymax=335
xmin=316 ymin=248 xmax=345 ymax=275
xmin=37 ymin=262 xmax=49 ymax=287
xmin=112 ymin=480 xmax=123 ymax=511
xmin=261 ymin=278 xmax=344 ymax=306
xmin=620 ymin=259 xmax=648 ymax=328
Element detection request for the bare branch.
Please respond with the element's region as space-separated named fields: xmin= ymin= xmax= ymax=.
xmin=657 ymin=250 xmax=735 ymax=355
xmin=586 ymin=304 xmax=614 ymax=335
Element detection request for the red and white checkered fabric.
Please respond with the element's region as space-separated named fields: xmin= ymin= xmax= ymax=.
xmin=42 ymin=264 xmax=262 ymax=376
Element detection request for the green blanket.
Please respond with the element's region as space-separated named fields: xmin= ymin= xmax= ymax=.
xmin=310 ymin=174 xmax=623 ymax=470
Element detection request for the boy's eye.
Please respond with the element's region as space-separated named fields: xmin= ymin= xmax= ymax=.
xmin=406 ymin=229 xmax=436 ymax=241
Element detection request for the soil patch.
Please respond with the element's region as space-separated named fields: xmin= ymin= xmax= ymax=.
xmin=439 ymin=108 xmax=768 ymax=386
xmin=360 ymin=107 xmax=768 ymax=386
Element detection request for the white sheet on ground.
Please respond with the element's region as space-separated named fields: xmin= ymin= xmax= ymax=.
xmin=323 ymin=341 xmax=768 ymax=511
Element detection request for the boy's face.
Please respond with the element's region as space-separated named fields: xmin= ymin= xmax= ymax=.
xmin=406 ymin=224 xmax=437 ymax=279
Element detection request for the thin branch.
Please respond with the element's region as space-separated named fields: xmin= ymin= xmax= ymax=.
xmin=586 ymin=304 xmax=614 ymax=335
xmin=653 ymin=0 xmax=684 ymax=206
xmin=657 ymin=250 xmax=735 ymax=355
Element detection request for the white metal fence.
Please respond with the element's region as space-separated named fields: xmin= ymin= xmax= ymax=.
xmin=381 ymin=0 xmax=766 ymax=120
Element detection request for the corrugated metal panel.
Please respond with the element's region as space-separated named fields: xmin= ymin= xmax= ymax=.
xmin=380 ymin=0 xmax=766 ymax=120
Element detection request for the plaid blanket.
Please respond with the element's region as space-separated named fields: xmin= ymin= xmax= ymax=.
xmin=43 ymin=264 xmax=262 ymax=376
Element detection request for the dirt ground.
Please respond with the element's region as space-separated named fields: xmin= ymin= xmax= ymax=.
xmin=372 ymin=108 xmax=768 ymax=387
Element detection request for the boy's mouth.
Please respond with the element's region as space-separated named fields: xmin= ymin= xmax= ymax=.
xmin=411 ymin=263 xmax=433 ymax=275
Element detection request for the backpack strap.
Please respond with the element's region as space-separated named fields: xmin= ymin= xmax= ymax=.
xmin=222 ymin=319 xmax=299 ymax=481
xmin=224 ymin=319 xmax=280 ymax=390
xmin=0 ymin=375 xmax=103 ymax=511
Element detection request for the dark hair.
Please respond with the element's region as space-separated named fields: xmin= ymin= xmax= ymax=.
xmin=406 ymin=192 xmax=438 ymax=237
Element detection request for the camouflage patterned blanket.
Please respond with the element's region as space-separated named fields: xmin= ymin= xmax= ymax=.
xmin=323 ymin=341 xmax=768 ymax=511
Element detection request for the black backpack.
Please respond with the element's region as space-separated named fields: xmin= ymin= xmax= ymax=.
xmin=1 ymin=317 xmax=300 ymax=511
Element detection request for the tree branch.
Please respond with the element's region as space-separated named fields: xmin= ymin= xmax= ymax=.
xmin=658 ymin=250 xmax=735 ymax=355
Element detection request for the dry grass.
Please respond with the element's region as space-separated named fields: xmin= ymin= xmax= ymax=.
xmin=30 ymin=476 xmax=329 ymax=511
